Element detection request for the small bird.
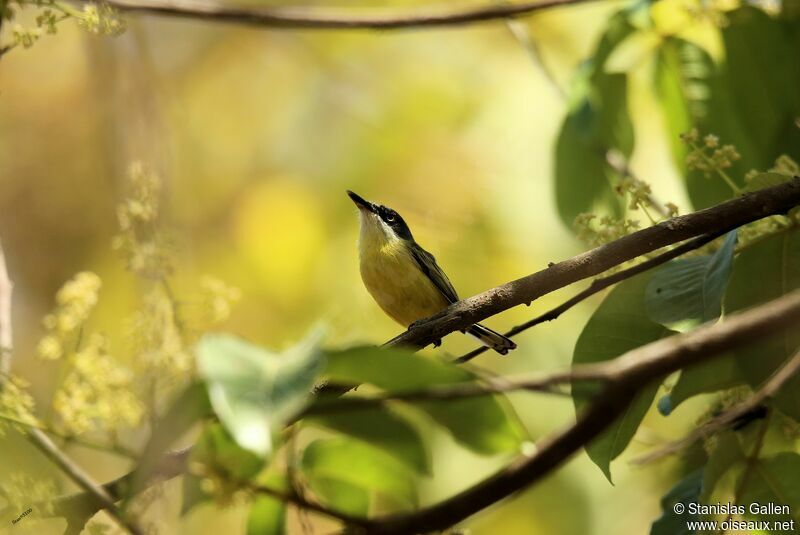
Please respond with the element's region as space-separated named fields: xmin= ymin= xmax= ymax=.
xmin=347 ymin=190 xmax=516 ymax=355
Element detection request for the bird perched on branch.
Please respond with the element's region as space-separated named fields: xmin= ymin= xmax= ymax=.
xmin=347 ymin=190 xmax=515 ymax=355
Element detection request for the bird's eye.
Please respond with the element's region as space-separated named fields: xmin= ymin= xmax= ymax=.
xmin=385 ymin=213 xmax=395 ymax=223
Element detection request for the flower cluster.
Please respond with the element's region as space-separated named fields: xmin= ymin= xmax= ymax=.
xmin=36 ymin=272 xmax=102 ymax=361
xmin=200 ymin=276 xmax=242 ymax=324
xmin=615 ymin=175 xmax=653 ymax=212
xmin=3 ymin=1 xmax=124 ymax=52
xmin=1 ymin=473 xmax=56 ymax=517
xmin=682 ymin=129 xmax=741 ymax=174
xmin=113 ymin=163 xmax=174 ymax=280
xmin=76 ymin=3 xmax=125 ymax=35
xmin=573 ymin=213 xmax=641 ymax=248
xmin=746 ymin=154 xmax=800 ymax=183
xmin=0 ymin=375 xmax=38 ymax=436
xmin=52 ymin=333 xmax=143 ymax=436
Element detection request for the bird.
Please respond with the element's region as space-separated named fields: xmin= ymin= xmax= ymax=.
xmin=347 ymin=190 xmax=516 ymax=355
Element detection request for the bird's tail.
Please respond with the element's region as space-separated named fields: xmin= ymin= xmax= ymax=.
xmin=466 ymin=324 xmax=516 ymax=355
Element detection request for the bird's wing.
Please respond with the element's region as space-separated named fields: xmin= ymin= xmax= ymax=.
xmin=410 ymin=244 xmax=459 ymax=304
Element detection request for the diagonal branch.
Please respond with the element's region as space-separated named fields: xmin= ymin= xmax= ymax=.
xmin=455 ymin=227 xmax=731 ymax=363
xmin=386 ymin=177 xmax=800 ymax=352
xmin=100 ymin=0 xmax=600 ymax=30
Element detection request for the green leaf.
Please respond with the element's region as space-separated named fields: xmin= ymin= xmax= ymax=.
xmin=128 ymin=382 xmax=212 ymax=498
xmin=301 ymin=438 xmax=417 ymax=513
xmin=247 ymin=477 xmax=288 ymax=535
xmin=701 ymin=431 xmax=745 ymax=502
xmin=306 ymin=477 xmax=369 ymax=517
xmin=553 ymin=7 xmax=639 ymax=227
xmin=319 ymin=346 xmax=525 ymax=456
xmin=726 ymin=231 xmax=800 ymax=419
xmin=304 ymin=407 xmax=430 ymax=475
xmin=662 ymin=354 xmax=744 ymax=413
xmin=645 ymin=231 xmax=737 ymax=330
xmin=197 ymin=329 xmax=325 ymax=457
xmin=555 ymin=72 xmax=632 ymax=227
xmin=650 ymin=468 xmax=703 ymax=535
xmin=573 ymin=274 xmax=668 ymax=482
xmin=655 ymin=9 xmax=800 ymax=209
xmin=739 ymin=453 xmax=800 ymax=524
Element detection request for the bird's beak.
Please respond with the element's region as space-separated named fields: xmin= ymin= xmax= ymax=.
xmin=347 ymin=190 xmax=377 ymax=214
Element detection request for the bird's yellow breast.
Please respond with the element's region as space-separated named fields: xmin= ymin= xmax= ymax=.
xmin=358 ymin=233 xmax=449 ymax=328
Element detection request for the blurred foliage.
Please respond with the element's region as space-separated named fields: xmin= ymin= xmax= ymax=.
xmin=1 ymin=0 xmax=800 ymax=533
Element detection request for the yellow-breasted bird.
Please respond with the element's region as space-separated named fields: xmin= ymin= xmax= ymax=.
xmin=347 ymin=190 xmax=516 ymax=355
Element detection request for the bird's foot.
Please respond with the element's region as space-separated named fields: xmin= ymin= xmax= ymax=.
xmin=432 ymin=338 xmax=442 ymax=348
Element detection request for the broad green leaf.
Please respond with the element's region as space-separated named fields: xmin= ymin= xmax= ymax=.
xmin=645 ymin=231 xmax=737 ymax=330
xmin=554 ymin=7 xmax=638 ymax=227
xmin=319 ymin=346 xmax=525 ymax=456
xmin=301 ymin=438 xmax=417 ymax=513
xmin=650 ymin=468 xmax=703 ymax=535
xmin=197 ymin=329 xmax=324 ymax=457
xmin=726 ymin=231 xmax=800 ymax=419
xmin=307 ymin=477 xmax=369 ymax=517
xmin=573 ymin=274 xmax=669 ymax=482
xmin=305 ymin=407 xmax=430 ymax=474
xmin=700 ymin=431 xmax=744 ymax=502
xmin=128 ymin=382 xmax=212 ymax=499
xmin=660 ymin=354 xmax=744 ymax=414
xmin=247 ymin=476 xmax=288 ymax=535
xmin=739 ymin=453 xmax=800 ymax=524
xmin=555 ymin=73 xmax=631 ymax=227
xmin=655 ymin=10 xmax=800 ymax=209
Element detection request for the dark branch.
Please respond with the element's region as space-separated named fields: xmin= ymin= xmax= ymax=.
xmin=456 ymin=228 xmax=731 ymax=363
xmin=387 ymin=177 xmax=800 ymax=352
xmin=101 ymin=0 xmax=599 ymax=30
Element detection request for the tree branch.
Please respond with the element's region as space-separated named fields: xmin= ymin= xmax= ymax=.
xmin=100 ymin=0 xmax=600 ymax=30
xmin=0 ymin=239 xmax=12 ymax=380
xmin=455 ymin=227 xmax=731 ymax=363
xmin=386 ymin=177 xmax=800 ymax=352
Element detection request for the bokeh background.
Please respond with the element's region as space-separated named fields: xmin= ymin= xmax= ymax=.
xmin=0 ymin=0 xmax=716 ymax=532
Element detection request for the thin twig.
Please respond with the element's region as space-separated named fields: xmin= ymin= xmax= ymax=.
xmin=305 ymin=368 xmax=604 ymax=416
xmin=0 ymin=412 xmax=138 ymax=458
xmin=99 ymin=0 xmax=602 ymax=30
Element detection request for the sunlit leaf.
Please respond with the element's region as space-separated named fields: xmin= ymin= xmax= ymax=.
xmin=650 ymin=468 xmax=703 ymax=535
xmin=197 ymin=329 xmax=325 ymax=457
xmin=301 ymin=438 xmax=417 ymax=513
xmin=573 ymin=274 xmax=668 ymax=482
xmin=318 ymin=346 xmax=525 ymax=455
xmin=305 ymin=407 xmax=430 ymax=474
xmin=645 ymin=231 xmax=737 ymax=330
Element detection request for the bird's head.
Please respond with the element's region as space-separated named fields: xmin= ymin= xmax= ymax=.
xmin=347 ymin=190 xmax=414 ymax=244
